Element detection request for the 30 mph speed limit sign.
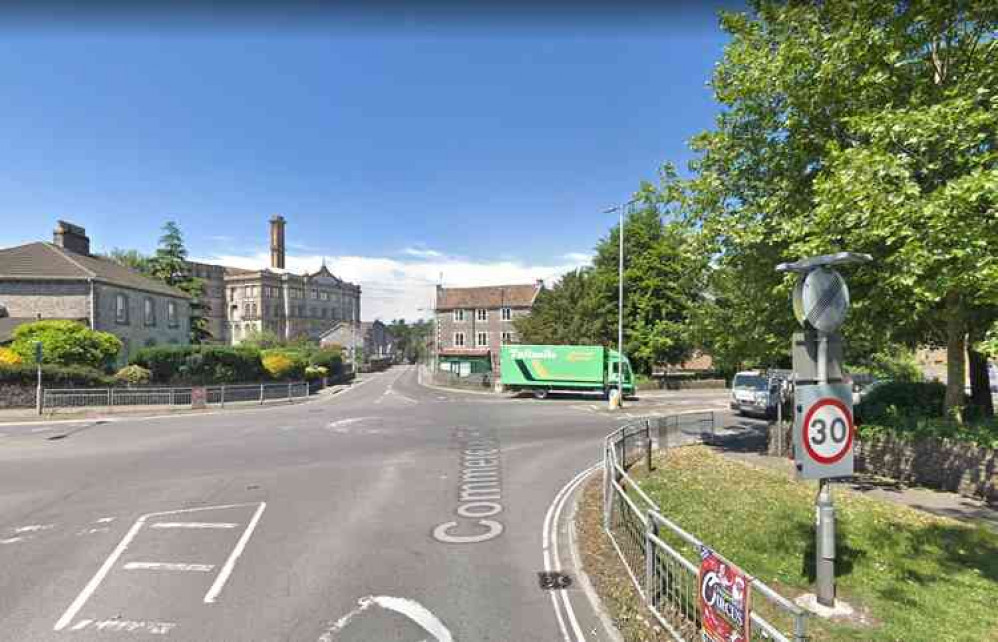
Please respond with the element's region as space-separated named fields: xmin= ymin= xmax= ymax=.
xmin=793 ymin=383 xmax=854 ymax=479
xmin=802 ymin=398 xmax=853 ymax=464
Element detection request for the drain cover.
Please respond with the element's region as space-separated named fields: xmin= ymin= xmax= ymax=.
xmin=538 ymin=571 xmax=573 ymax=591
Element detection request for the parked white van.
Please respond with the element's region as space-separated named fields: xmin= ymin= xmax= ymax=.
xmin=730 ymin=370 xmax=777 ymax=418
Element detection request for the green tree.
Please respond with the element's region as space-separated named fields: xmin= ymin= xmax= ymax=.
xmin=683 ymin=0 xmax=997 ymax=418
xmin=148 ymin=221 xmax=212 ymax=344
xmin=515 ymin=269 xmax=600 ymax=346
xmin=11 ymin=320 xmax=122 ymax=370
xmin=103 ymin=248 xmax=152 ymax=274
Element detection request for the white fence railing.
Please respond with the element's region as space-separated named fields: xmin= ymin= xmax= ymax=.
xmin=602 ymin=412 xmax=808 ymax=642
xmin=42 ymin=382 xmax=309 ymax=413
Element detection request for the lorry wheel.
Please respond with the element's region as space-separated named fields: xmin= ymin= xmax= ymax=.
xmin=533 ymin=389 xmax=548 ymax=400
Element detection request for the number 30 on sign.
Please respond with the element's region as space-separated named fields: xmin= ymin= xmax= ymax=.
xmin=802 ymin=398 xmax=853 ymax=464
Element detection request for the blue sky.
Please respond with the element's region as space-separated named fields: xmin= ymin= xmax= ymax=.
xmin=0 ymin=6 xmax=736 ymax=320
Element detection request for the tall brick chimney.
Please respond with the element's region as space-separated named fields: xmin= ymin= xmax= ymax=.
xmin=269 ymin=215 xmax=286 ymax=269
xmin=53 ymin=220 xmax=91 ymax=255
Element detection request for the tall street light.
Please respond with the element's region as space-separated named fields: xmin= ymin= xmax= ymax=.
xmin=603 ymin=197 xmax=639 ymax=408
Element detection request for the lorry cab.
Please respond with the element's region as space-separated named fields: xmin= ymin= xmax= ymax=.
xmin=608 ymin=350 xmax=635 ymax=396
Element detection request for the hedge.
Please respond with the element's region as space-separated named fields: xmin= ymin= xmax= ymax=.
xmin=131 ymin=345 xmax=265 ymax=384
xmin=0 ymin=364 xmax=114 ymax=387
xmin=854 ymin=381 xmax=947 ymax=425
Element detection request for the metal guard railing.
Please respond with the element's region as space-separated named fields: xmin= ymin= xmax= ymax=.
xmin=41 ymin=382 xmax=310 ymax=413
xmin=601 ymin=412 xmax=808 ymax=642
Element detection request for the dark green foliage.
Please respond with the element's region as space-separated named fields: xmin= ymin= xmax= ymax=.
xmin=147 ymin=221 xmax=212 ymax=344
xmin=131 ymin=345 xmax=265 ymax=384
xmin=308 ymin=347 xmax=344 ymax=375
xmin=855 ymin=381 xmax=947 ymax=425
xmin=0 ymin=364 xmax=114 ymax=387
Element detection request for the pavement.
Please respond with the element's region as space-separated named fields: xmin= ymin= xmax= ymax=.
xmin=0 ymin=365 xmax=733 ymax=641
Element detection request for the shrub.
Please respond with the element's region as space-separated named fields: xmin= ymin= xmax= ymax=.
xmin=855 ymin=381 xmax=947 ymax=425
xmin=309 ymin=347 xmax=343 ymax=373
xmin=114 ymin=364 xmax=152 ymax=386
xmin=305 ymin=365 xmax=328 ymax=380
xmin=262 ymin=350 xmax=306 ymax=380
xmin=0 ymin=363 xmax=114 ymax=387
xmin=131 ymin=345 xmax=265 ymax=384
xmin=11 ymin=320 xmax=122 ymax=370
xmin=0 ymin=347 xmax=23 ymax=366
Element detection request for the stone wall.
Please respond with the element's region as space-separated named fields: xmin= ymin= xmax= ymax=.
xmin=0 ymin=384 xmax=36 ymax=409
xmin=94 ymin=284 xmax=190 ymax=361
xmin=0 ymin=280 xmax=89 ymax=319
xmin=856 ymin=434 xmax=997 ymax=505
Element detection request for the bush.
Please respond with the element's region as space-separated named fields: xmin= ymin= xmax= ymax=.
xmin=0 ymin=347 xmax=23 ymax=366
xmin=262 ymin=350 xmax=306 ymax=380
xmin=309 ymin=347 xmax=343 ymax=374
xmin=0 ymin=363 xmax=114 ymax=387
xmin=131 ymin=345 xmax=265 ymax=384
xmin=305 ymin=365 xmax=328 ymax=380
xmin=859 ymin=418 xmax=998 ymax=449
xmin=855 ymin=381 xmax=947 ymax=425
xmin=114 ymin=364 xmax=152 ymax=386
xmin=11 ymin=320 xmax=122 ymax=370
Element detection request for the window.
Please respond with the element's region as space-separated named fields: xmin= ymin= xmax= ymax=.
xmin=453 ymin=309 xmax=465 ymax=322
xmin=476 ymin=331 xmax=488 ymax=347
xmin=320 ymin=291 xmax=328 ymax=301
xmin=501 ymin=307 xmax=512 ymax=321
xmin=167 ymin=301 xmax=178 ymax=328
xmin=310 ymin=289 xmax=318 ymax=299
xmin=244 ymin=285 xmax=252 ymax=297
xmin=501 ymin=332 xmax=513 ymax=344
xmin=115 ymin=293 xmax=129 ymax=324
xmin=144 ymin=297 xmax=156 ymax=326
xmin=476 ymin=308 xmax=488 ymax=321
xmin=454 ymin=332 xmax=465 ymax=347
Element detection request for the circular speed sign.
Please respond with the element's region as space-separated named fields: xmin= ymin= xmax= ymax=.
xmin=801 ymin=398 xmax=854 ymax=464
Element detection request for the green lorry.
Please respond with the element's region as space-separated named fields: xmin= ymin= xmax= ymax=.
xmin=499 ymin=344 xmax=635 ymax=399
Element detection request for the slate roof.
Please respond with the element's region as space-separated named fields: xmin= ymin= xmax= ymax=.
xmin=0 ymin=242 xmax=189 ymax=298
xmin=435 ymin=283 xmax=540 ymax=311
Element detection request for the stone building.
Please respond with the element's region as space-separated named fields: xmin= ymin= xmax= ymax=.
xmin=188 ymin=216 xmax=361 ymax=345
xmin=433 ymin=282 xmax=541 ymax=376
xmin=0 ymin=221 xmax=191 ymax=360
xmin=320 ymin=319 xmax=394 ymax=365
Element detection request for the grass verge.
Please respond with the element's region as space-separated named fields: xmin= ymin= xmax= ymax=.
xmin=615 ymin=446 xmax=998 ymax=641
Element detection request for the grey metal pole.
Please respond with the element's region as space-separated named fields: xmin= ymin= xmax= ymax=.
xmin=645 ymin=419 xmax=653 ymax=472
xmin=36 ymin=362 xmax=42 ymax=415
xmin=816 ymin=478 xmax=836 ymax=606
xmin=618 ymin=204 xmax=624 ymax=408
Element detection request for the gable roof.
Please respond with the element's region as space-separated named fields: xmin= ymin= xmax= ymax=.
xmin=435 ymin=283 xmax=540 ymax=311
xmin=0 ymin=242 xmax=189 ymax=299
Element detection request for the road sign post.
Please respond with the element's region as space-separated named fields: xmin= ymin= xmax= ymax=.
xmin=777 ymin=252 xmax=870 ymax=610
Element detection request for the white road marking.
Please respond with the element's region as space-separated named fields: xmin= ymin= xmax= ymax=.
xmin=54 ymin=502 xmax=264 ymax=631
xmin=151 ymin=522 xmax=238 ymax=530
xmin=317 ymin=595 xmax=454 ymax=642
xmin=326 ymin=417 xmax=369 ymax=429
xmin=203 ymin=501 xmax=266 ymax=603
xmin=0 ymin=536 xmax=25 ymax=544
xmin=72 ymin=619 xmax=176 ymax=634
xmin=70 ymin=619 xmax=92 ymax=631
xmin=124 ymin=562 xmax=216 ymax=572
xmin=95 ymin=517 xmax=115 ymax=524
xmin=78 ymin=527 xmax=110 ymax=535
xmin=15 ymin=524 xmax=54 ymax=533
xmin=542 ymin=463 xmax=601 ymax=642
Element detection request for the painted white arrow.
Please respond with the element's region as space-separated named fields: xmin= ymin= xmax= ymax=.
xmin=318 ymin=595 xmax=453 ymax=642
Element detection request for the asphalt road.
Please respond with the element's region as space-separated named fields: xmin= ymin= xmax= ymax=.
xmin=0 ymin=366 xmax=730 ymax=642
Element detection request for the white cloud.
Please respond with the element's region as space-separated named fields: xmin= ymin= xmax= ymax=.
xmin=400 ymin=246 xmax=445 ymax=259
xmin=190 ymin=249 xmax=590 ymax=322
xmin=561 ymin=252 xmax=593 ymax=265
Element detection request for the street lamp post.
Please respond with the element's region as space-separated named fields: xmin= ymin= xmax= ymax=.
xmin=603 ymin=198 xmax=638 ymax=409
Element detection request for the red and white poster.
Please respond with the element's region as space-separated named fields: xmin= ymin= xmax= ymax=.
xmin=191 ymin=386 xmax=207 ymax=409
xmin=698 ymin=545 xmax=751 ymax=642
